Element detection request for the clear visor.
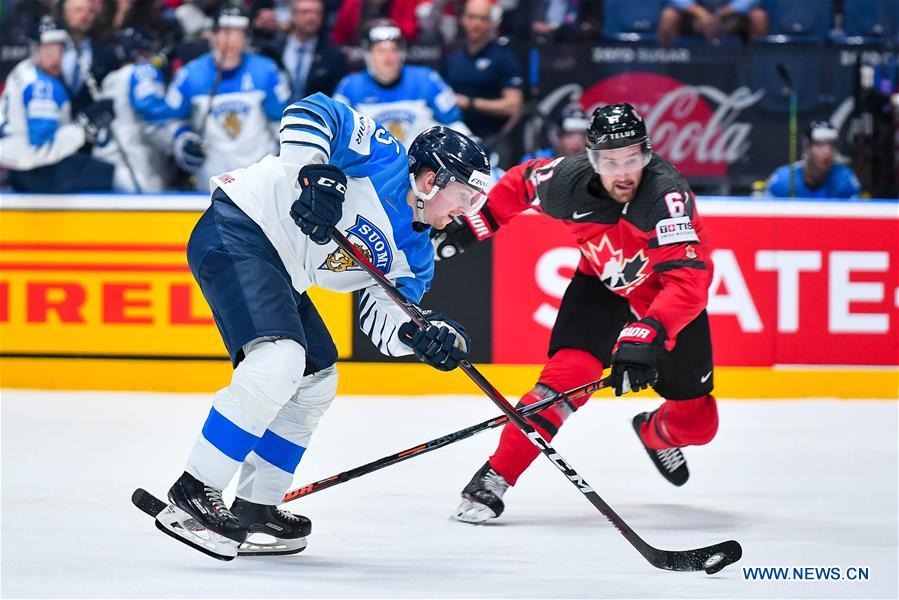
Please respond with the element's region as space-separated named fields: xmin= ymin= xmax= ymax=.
xmin=587 ymin=144 xmax=651 ymax=175
xmin=441 ymin=179 xmax=488 ymax=216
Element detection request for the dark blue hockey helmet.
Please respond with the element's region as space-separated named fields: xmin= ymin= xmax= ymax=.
xmin=214 ymin=5 xmax=251 ymax=30
xmin=407 ymin=126 xmax=492 ymax=218
xmin=805 ymin=120 xmax=838 ymax=145
xmin=556 ymin=103 xmax=589 ymax=133
xmin=115 ymin=27 xmax=156 ymax=63
xmin=29 ymin=16 xmax=68 ymax=46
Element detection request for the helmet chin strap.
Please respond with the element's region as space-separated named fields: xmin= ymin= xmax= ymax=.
xmin=408 ymin=173 xmax=441 ymax=225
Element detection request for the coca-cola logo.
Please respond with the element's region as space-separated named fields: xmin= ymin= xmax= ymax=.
xmin=580 ymin=73 xmax=764 ymax=177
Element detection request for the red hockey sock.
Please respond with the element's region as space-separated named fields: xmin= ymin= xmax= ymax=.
xmin=639 ymin=395 xmax=719 ymax=450
xmin=488 ymin=349 xmax=604 ymax=485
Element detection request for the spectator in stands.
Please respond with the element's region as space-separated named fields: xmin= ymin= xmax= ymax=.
xmin=58 ymin=0 xmax=121 ymax=113
xmin=521 ymin=102 xmax=588 ymax=161
xmin=766 ymin=121 xmax=862 ymax=198
xmin=164 ymin=6 xmax=290 ymax=190
xmin=657 ymin=0 xmax=769 ymax=47
xmin=258 ymin=0 xmax=347 ymax=100
xmin=334 ymin=19 xmax=471 ymax=148
xmin=0 ymin=17 xmax=116 ymax=192
xmin=331 ymin=0 xmax=427 ymax=45
xmin=442 ymin=0 xmax=524 ymax=163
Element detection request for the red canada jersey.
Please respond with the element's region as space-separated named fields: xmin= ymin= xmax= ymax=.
xmin=485 ymin=152 xmax=713 ymax=347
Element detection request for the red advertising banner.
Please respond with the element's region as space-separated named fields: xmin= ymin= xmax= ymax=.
xmin=492 ymin=201 xmax=899 ymax=366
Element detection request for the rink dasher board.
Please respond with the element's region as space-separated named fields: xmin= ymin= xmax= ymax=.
xmin=1 ymin=194 xmax=897 ymax=217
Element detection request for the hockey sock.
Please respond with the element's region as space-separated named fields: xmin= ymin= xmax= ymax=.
xmin=638 ymin=395 xmax=719 ymax=450
xmin=488 ymin=349 xmax=604 ymax=486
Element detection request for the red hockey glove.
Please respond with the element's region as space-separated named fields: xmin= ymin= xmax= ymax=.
xmin=430 ymin=207 xmax=499 ymax=260
xmin=610 ymin=317 xmax=667 ymax=396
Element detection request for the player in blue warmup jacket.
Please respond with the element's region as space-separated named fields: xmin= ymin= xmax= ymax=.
xmin=151 ymin=93 xmax=494 ymax=561
xmin=164 ymin=7 xmax=291 ymax=189
xmin=334 ymin=19 xmax=471 ymax=148
xmin=766 ymin=121 xmax=862 ymax=199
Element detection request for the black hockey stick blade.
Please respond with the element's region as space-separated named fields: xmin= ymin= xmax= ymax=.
xmin=132 ymin=488 xmax=168 ymax=518
xmin=652 ymin=539 xmax=742 ymax=574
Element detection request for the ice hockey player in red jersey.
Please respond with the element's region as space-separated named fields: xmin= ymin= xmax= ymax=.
xmin=432 ymin=103 xmax=719 ymax=524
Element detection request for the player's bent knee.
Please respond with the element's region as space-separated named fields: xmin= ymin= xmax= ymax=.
xmin=232 ymin=338 xmax=307 ymax=410
xmin=297 ymin=364 xmax=338 ymax=412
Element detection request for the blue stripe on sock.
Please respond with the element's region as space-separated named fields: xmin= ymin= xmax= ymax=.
xmin=254 ymin=429 xmax=306 ymax=473
xmin=201 ymin=407 xmax=259 ymax=462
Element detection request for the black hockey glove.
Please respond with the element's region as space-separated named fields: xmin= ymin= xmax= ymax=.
xmin=398 ymin=311 xmax=471 ymax=371
xmin=173 ymin=129 xmax=206 ymax=173
xmin=75 ymin=99 xmax=115 ymax=144
xmin=430 ymin=207 xmax=499 ymax=261
xmin=610 ymin=317 xmax=667 ymax=397
xmin=290 ymin=164 xmax=348 ymax=245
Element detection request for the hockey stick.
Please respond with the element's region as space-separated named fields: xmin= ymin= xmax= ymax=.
xmin=776 ymin=63 xmax=798 ymax=198
xmin=77 ymin=53 xmax=144 ymax=193
xmin=329 ymin=228 xmax=742 ymax=574
xmin=131 ymin=378 xmax=611 ymax=521
xmin=281 ymin=375 xmax=612 ymax=503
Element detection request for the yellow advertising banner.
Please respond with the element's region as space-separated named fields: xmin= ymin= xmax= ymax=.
xmin=0 ymin=210 xmax=352 ymax=358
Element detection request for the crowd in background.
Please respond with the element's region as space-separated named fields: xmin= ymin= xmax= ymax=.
xmin=0 ymin=0 xmax=893 ymax=198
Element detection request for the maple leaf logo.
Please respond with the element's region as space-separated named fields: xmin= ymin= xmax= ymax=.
xmin=580 ymin=234 xmax=649 ymax=291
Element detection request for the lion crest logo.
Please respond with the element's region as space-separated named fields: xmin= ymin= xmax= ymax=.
xmin=319 ymin=215 xmax=394 ymax=274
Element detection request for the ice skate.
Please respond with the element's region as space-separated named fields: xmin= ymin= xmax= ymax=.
xmin=632 ymin=412 xmax=690 ymax=486
xmin=452 ymin=461 xmax=509 ymax=524
xmin=154 ymin=472 xmax=247 ymax=561
xmin=230 ymin=498 xmax=311 ymax=556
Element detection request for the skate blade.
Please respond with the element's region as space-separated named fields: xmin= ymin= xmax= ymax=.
xmin=238 ymin=533 xmax=307 ymax=557
xmin=154 ymin=504 xmax=239 ymax=561
xmin=451 ymin=498 xmax=497 ymax=525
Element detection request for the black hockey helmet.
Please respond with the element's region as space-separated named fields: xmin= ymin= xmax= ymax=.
xmin=557 ymin=103 xmax=589 ymax=133
xmin=115 ymin=27 xmax=156 ymax=63
xmin=805 ymin=120 xmax=838 ymax=145
xmin=214 ymin=5 xmax=250 ymax=30
xmin=29 ymin=16 xmax=68 ymax=46
xmin=407 ymin=126 xmax=492 ymax=220
xmin=586 ymin=103 xmax=652 ymax=175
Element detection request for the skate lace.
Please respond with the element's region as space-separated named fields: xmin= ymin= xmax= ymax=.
xmin=482 ymin=469 xmax=509 ymax=498
xmin=203 ymin=486 xmax=229 ymax=515
xmin=275 ymin=508 xmax=302 ymax=523
xmin=656 ymin=448 xmax=686 ymax=472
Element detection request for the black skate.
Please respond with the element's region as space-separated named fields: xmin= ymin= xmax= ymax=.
xmin=154 ymin=471 xmax=248 ymax=561
xmin=452 ymin=461 xmax=509 ymax=524
xmin=632 ymin=412 xmax=690 ymax=486
xmin=230 ymin=498 xmax=311 ymax=556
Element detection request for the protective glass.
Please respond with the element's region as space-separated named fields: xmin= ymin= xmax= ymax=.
xmin=587 ymin=144 xmax=651 ymax=175
xmin=434 ymin=168 xmax=489 ymax=215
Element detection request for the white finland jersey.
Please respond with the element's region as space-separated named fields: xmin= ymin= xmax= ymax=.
xmin=334 ymin=65 xmax=470 ymax=148
xmin=92 ymin=63 xmax=173 ymax=192
xmin=210 ymin=93 xmax=434 ymax=356
xmin=165 ymin=52 xmax=290 ymax=190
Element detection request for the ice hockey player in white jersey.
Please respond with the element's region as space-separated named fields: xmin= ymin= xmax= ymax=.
xmin=164 ymin=6 xmax=290 ymax=190
xmin=334 ymin=19 xmax=471 ymax=148
xmin=152 ymin=92 xmax=493 ymax=560
xmin=91 ymin=28 xmax=174 ymax=192
xmin=0 ymin=17 xmax=116 ymax=192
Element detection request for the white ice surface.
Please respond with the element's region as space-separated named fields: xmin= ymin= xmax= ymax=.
xmin=1 ymin=391 xmax=897 ymax=599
